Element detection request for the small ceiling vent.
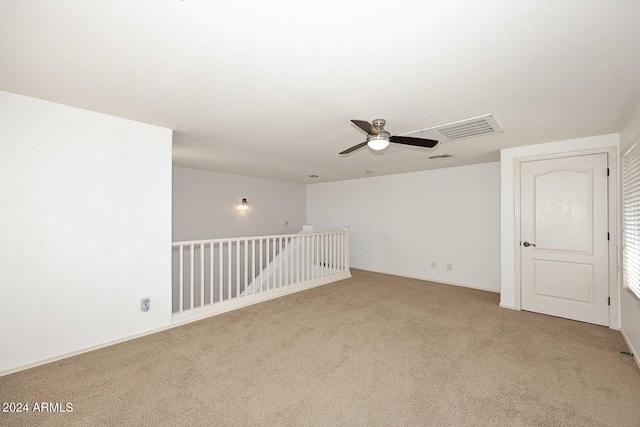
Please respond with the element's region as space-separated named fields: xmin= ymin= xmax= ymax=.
xmin=429 ymin=154 xmax=454 ymax=160
xmin=410 ymin=114 xmax=503 ymax=142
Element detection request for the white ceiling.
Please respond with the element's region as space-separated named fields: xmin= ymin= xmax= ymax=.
xmin=2 ymin=1 xmax=640 ymax=183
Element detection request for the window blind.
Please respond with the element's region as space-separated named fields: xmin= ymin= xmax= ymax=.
xmin=623 ymin=141 xmax=640 ymax=300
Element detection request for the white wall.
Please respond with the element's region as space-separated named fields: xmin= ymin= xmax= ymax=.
xmin=0 ymin=91 xmax=172 ymax=374
xmin=499 ymin=133 xmax=619 ymax=310
xmin=619 ymin=101 xmax=640 ymax=365
xmin=307 ymin=162 xmax=501 ymax=292
xmin=172 ymin=166 xmax=306 ymax=241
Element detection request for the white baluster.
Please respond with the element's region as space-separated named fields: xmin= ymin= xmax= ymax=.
xmin=340 ymin=233 xmax=343 ymax=272
xmin=272 ymin=237 xmax=276 ymax=290
xmin=228 ymin=241 xmax=232 ymax=299
xmin=320 ymin=234 xmax=324 ymax=278
xmin=326 ymin=234 xmax=329 ymax=273
xmin=289 ymin=237 xmax=293 ymax=286
xmin=326 ymin=233 xmax=330 ymax=276
xmin=266 ymin=237 xmax=270 ymax=291
xmin=279 ymin=237 xmax=283 ymax=288
xmin=331 ymin=233 xmax=336 ymax=270
xmin=210 ymin=242 xmax=214 ymax=304
xmin=244 ymin=239 xmax=248 ymax=296
xmin=236 ymin=239 xmax=240 ymax=298
xmin=251 ymin=239 xmax=255 ymax=295
xmin=308 ymin=235 xmax=311 ymax=280
xmin=338 ymin=233 xmax=341 ymax=272
xmin=309 ymin=234 xmax=312 ymax=280
xmin=219 ymin=242 xmax=223 ymax=301
xmin=300 ymin=235 xmax=304 ymax=282
xmin=311 ymin=234 xmax=318 ymax=280
xmin=337 ymin=234 xmax=341 ymax=272
xmin=200 ymin=243 xmax=204 ymax=307
xmin=282 ymin=238 xmax=285 ymax=287
xmin=326 ymin=233 xmax=329 ymax=276
xmin=334 ymin=234 xmax=338 ymax=272
xmin=317 ymin=234 xmax=321 ymax=277
xmin=190 ymin=244 xmax=194 ymax=310
xmin=259 ymin=238 xmax=263 ymax=293
xmin=179 ymin=245 xmax=184 ymax=312
xmin=302 ymin=235 xmax=306 ymax=281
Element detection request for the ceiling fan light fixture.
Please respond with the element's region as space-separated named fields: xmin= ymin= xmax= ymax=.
xmin=367 ymin=136 xmax=390 ymax=151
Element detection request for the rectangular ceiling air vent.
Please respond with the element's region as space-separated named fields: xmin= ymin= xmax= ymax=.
xmin=409 ymin=114 xmax=503 ymax=142
xmin=428 ymin=154 xmax=454 ymax=160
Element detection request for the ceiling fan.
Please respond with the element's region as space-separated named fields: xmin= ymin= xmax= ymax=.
xmin=340 ymin=119 xmax=439 ymax=155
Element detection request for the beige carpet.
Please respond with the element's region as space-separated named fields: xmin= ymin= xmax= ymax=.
xmin=1 ymin=269 xmax=639 ymax=426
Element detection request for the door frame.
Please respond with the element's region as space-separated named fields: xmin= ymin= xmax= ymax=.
xmin=513 ymin=147 xmax=619 ymax=329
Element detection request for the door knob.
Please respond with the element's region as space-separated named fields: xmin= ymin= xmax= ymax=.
xmin=523 ymin=242 xmax=536 ymax=247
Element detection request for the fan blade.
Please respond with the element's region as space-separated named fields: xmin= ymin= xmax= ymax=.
xmin=351 ymin=120 xmax=378 ymax=135
xmin=390 ymin=135 xmax=438 ymax=148
xmin=339 ymin=141 xmax=368 ymax=155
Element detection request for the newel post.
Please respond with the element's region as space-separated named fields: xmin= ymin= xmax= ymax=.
xmin=343 ymin=226 xmax=350 ymax=272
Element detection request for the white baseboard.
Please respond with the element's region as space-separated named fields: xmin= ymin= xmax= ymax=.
xmin=499 ymin=303 xmax=518 ymax=310
xmin=620 ymin=327 xmax=640 ymax=371
xmin=171 ymin=272 xmax=352 ymax=327
xmin=0 ymin=272 xmax=352 ymax=378
xmin=352 ymin=267 xmax=500 ymax=294
xmin=0 ymin=322 xmax=177 ymax=378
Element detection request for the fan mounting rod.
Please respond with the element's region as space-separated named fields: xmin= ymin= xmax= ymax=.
xmin=372 ymin=118 xmax=386 ymax=129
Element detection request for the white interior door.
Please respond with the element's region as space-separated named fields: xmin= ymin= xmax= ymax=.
xmin=520 ymin=153 xmax=609 ymax=326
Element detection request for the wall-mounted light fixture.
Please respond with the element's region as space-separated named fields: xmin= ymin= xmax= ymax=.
xmin=239 ymin=198 xmax=248 ymax=210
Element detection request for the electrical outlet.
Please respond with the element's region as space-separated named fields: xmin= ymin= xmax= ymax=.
xmin=431 ymin=262 xmax=436 ymax=268
xmin=141 ymin=297 xmax=150 ymax=312
xmin=447 ymin=263 xmax=453 ymax=271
